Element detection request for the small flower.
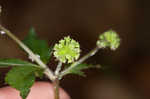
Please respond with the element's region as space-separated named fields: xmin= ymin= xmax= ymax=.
xmin=53 ymin=36 xmax=80 ymax=63
xmin=97 ymin=30 xmax=120 ymax=50
xmin=28 ymin=54 xmax=40 ymax=62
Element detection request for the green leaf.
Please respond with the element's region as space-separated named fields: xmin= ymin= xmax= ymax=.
xmin=20 ymin=89 xmax=30 ymax=99
xmin=0 ymin=59 xmax=39 ymax=67
xmin=34 ymin=67 xmax=44 ymax=78
xmin=23 ymin=28 xmax=52 ymax=64
xmin=5 ymin=66 xmax=44 ymax=99
xmin=67 ymin=64 xmax=101 ymax=76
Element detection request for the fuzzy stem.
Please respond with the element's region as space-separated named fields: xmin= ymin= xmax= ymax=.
xmin=53 ymin=78 xmax=60 ymax=99
xmin=60 ymin=46 xmax=100 ymax=77
xmin=0 ymin=25 xmax=55 ymax=81
xmin=55 ymin=62 xmax=62 ymax=76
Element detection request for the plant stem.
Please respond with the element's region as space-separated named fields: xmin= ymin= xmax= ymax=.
xmin=53 ymin=78 xmax=60 ymax=99
xmin=0 ymin=25 xmax=55 ymax=81
xmin=60 ymin=46 xmax=100 ymax=77
xmin=55 ymin=62 xmax=62 ymax=76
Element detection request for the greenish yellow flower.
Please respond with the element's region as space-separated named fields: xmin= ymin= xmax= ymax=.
xmin=97 ymin=30 xmax=120 ymax=50
xmin=53 ymin=36 xmax=80 ymax=63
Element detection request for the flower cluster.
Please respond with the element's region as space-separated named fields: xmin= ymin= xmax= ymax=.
xmin=97 ymin=30 xmax=120 ymax=50
xmin=53 ymin=36 xmax=80 ymax=63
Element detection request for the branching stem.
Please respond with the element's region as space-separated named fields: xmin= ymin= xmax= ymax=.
xmin=0 ymin=25 xmax=55 ymax=81
xmin=60 ymin=46 xmax=100 ymax=77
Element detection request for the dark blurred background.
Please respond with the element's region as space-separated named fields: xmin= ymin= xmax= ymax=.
xmin=0 ymin=0 xmax=150 ymax=99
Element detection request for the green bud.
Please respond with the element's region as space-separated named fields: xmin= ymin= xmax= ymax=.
xmin=97 ymin=30 xmax=120 ymax=50
xmin=53 ymin=36 xmax=80 ymax=63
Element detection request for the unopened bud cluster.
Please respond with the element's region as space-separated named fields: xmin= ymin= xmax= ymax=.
xmin=97 ymin=30 xmax=120 ymax=50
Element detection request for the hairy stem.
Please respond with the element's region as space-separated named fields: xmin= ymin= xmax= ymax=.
xmin=53 ymin=78 xmax=60 ymax=99
xmin=60 ymin=46 xmax=100 ymax=77
xmin=0 ymin=25 xmax=55 ymax=81
xmin=55 ymin=62 xmax=62 ymax=76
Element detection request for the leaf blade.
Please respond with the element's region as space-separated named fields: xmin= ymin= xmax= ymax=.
xmin=23 ymin=28 xmax=52 ymax=64
xmin=66 ymin=63 xmax=101 ymax=76
xmin=5 ymin=66 xmax=44 ymax=99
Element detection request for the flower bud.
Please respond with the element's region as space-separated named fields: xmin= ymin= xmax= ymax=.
xmin=97 ymin=30 xmax=120 ymax=50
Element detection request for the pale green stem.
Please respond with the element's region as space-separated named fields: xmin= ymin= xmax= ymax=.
xmin=55 ymin=62 xmax=62 ymax=76
xmin=53 ymin=78 xmax=60 ymax=99
xmin=0 ymin=25 xmax=55 ymax=81
xmin=60 ymin=46 xmax=100 ymax=78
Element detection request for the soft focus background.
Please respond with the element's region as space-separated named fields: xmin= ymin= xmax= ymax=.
xmin=0 ymin=0 xmax=150 ymax=99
